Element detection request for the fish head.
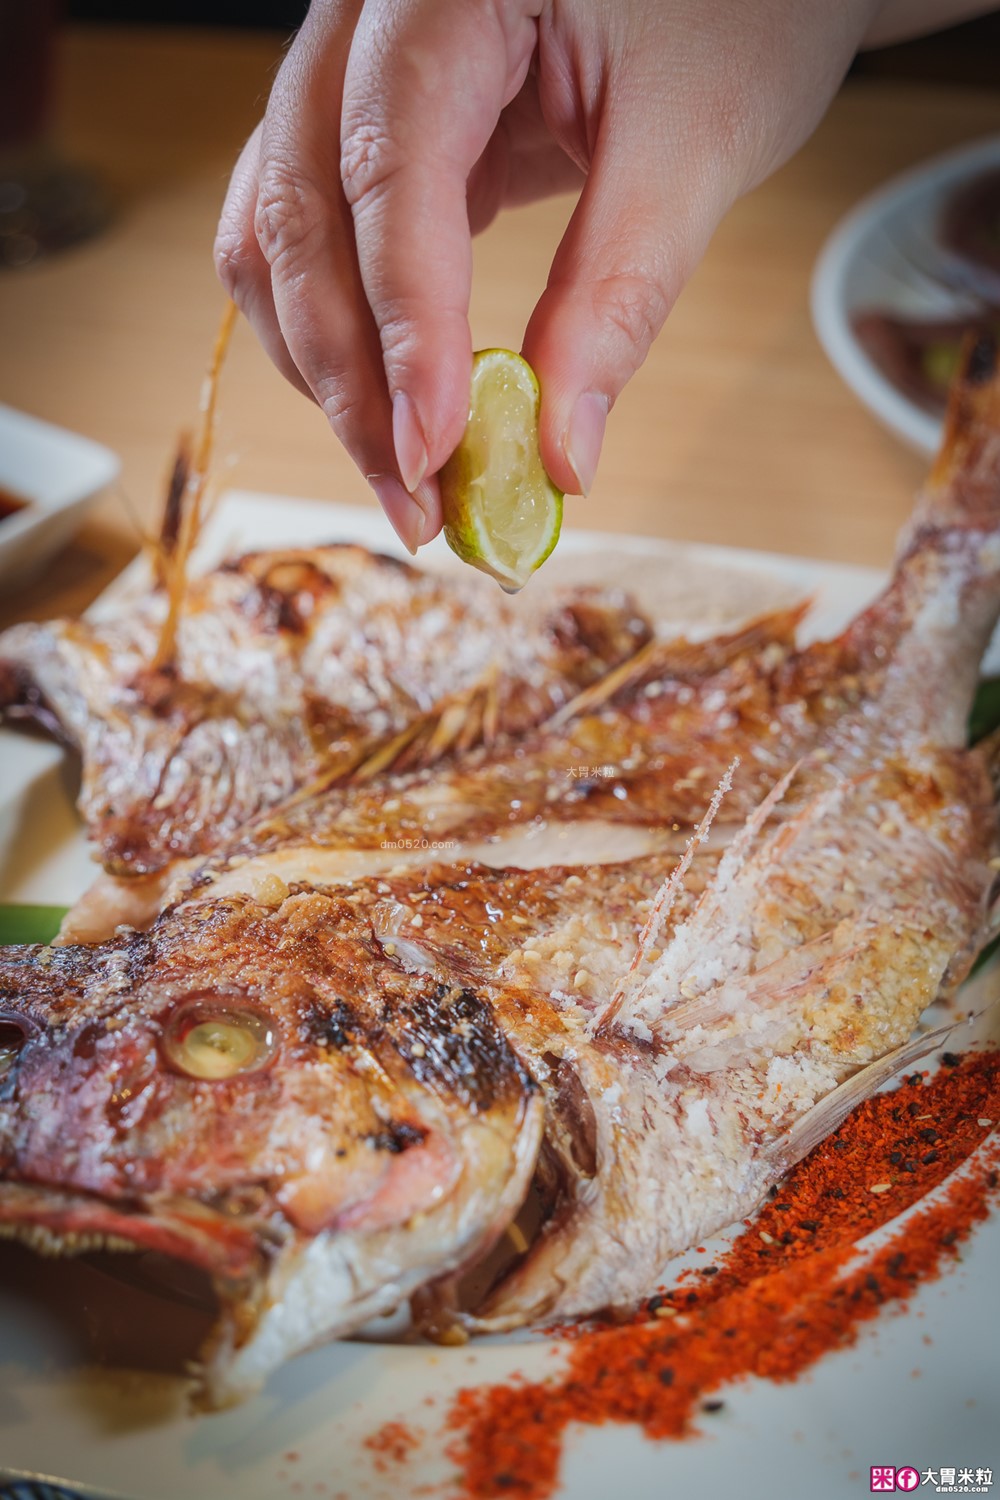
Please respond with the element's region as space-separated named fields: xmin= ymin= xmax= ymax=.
xmin=0 ymin=891 xmax=544 ymax=1401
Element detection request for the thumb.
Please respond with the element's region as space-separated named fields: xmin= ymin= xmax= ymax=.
xmin=524 ymin=0 xmax=873 ymax=499
xmin=523 ymin=120 xmax=728 ymax=498
xmin=341 ymin=0 xmax=539 ymax=490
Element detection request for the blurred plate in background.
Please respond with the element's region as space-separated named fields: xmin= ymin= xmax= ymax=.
xmin=0 ymin=406 xmax=119 ymax=593
xmin=811 ymin=135 xmax=1000 ymax=454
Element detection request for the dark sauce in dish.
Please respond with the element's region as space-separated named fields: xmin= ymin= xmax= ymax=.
xmin=851 ymin=311 xmax=1000 ymax=414
xmin=0 ymin=487 xmax=29 ymax=524
xmin=850 ymin=165 xmax=1000 ymax=415
xmin=940 ymin=165 xmax=1000 ymax=282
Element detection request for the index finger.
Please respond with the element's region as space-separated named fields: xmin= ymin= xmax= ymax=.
xmin=255 ymin=1 xmax=439 ymax=546
xmin=341 ymin=0 xmax=539 ymax=491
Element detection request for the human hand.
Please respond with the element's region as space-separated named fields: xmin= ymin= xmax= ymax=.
xmin=215 ymin=0 xmax=890 ymax=552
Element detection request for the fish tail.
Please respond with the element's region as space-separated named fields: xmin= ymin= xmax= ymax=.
xmin=855 ymin=333 xmax=1000 ymax=746
xmin=918 ymin=330 xmax=1000 ymax=529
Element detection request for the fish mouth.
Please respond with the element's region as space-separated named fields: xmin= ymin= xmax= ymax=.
xmin=0 ymin=1180 xmax=268 ymax=1279
xmin=0 ymin=1084 xmax=550 ymax=1407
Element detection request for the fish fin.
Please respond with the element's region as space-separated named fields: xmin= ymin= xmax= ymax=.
xmin=656 ymin=927 xmax=852 ymax=1038
xmin=549 ymin=602 xmax=810 ymax=727
xmin=593 ymin=757 xmax=739 ymax=1034
xmin=153 ymin=300 xmax=239 ymax=669
xmin=764 ymin=1018 xmax=968 ymax=1173
xmin=610 ymin=760 xmax=816 ymax=1031
xmin=702 ymin=757 xmax=804 ymax=888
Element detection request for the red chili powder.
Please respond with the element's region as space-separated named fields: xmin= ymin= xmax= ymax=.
xmin=440 ymin=1049 xmax=999 ymax=1500
xmin=363 ymin=1418 xmax=423 ymax=1473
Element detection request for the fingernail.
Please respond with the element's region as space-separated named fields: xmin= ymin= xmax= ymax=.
xmin=392 ymin=390 xmax=429 ymax=494
xmin=369 ymin=474 xmax=423 ymax=555
xmin=564 ymin=392 xmax=608 ymax=497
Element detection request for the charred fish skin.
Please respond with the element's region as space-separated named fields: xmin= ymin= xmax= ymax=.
xmin=0 ymin=891 xmax=544 ymax=1404
xmin=0 ymin=543 xmax=650 ymax=875
xmin=169 ymin=531 xmax=996 ymax=916
xmin=56 ymin=604 xmax=796 ymax=944
xmin=186 ymin=606 xmax=809 ymax=883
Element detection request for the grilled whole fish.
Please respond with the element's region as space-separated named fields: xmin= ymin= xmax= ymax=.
xmin=1 ymin=339 xmax=1000 ymax=1405
xmin=0 ymin=544 xmax=649 ymax=875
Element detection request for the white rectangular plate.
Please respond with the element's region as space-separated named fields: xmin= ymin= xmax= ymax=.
xmin=0 ymin=404 xmax=120 ymax=596
xmin=1 ymin=491 xmax=997 ymax=1500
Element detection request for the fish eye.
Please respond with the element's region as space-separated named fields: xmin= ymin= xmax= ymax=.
xmin=0 ymin=1014 xmax=33 ymax=1079
xmin=161 ymin=997 xmax=278 ymax=1081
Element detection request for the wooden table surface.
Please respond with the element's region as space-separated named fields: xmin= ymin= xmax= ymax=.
xmin=2 ymin=24 xmax=1000 ymax=631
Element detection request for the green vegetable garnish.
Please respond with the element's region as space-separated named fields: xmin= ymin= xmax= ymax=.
xmin=922 ymin=340 xmax=961 ymax=392
xmin=0 ymin=904 xmax=69 ymax=946
xmin=969 ymin=676 xmax=1000 ymax=744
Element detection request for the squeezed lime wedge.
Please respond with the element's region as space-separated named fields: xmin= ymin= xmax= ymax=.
xmin=440 ymin=349 xmax=563 ymax=592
